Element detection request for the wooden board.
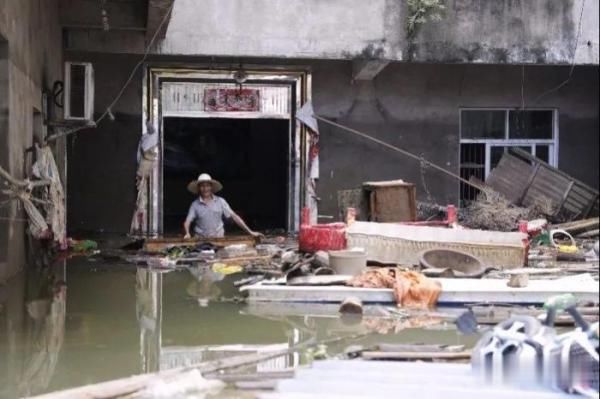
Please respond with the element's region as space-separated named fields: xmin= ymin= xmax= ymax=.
xmin=143 ymin=235 xmax=258 ymax=253
xmin=241 ymin=275 xmax=599 ymax=305
xmin=485 ymin=153 xmax=534 ymax=204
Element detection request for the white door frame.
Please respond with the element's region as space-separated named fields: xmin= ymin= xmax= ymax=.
xmin=142 ymin=65 xmax=312 ymax=235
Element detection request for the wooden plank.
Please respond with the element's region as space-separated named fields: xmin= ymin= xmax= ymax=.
xmin=242 ymin=276 xmax=600 ymax=305
xmin=375 ymin=344 xmax=465 ymax=353
xmin=577 ymin=229 xmax=599 ymax=238
xmin=523 ymin=167 xmax=571 ymax=209
xmin=550 ymin=217 xmax=599 ymax=234
xmin=361 ymin=351 xmax=472 ymax=361
xmin=143 ymin=235 xmax=258 ymax=253
xmin=486 ymin=154 xmax=533 ymax=204
xmin=517 ymin=162 xmax=541 ymax=205
xmin=584 ymin=194 xmax=599 ymax=218
xmin=369 ymin=191 xmax=377 ymax=222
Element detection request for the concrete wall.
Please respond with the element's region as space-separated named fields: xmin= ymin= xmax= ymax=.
xmin=0 ymin=0 xmax=64 ymax=282
xmin=314 ymin=62 xmax=599 ymax=218
xmin=65 ymin=52 xmax=599 ymax=233
xmin=411 ymin=0 xmax=599 ymax=64
xmin=66 ymin=53 xmax=142 ymax=234
xmin=63 ymin=0 xmax=599 ymax=65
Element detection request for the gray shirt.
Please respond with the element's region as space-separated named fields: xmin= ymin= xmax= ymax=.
xmin=185 ymin=196 xmax=233 ymax=237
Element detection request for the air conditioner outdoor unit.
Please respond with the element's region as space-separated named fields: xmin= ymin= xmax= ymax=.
xmin=64 ymin=62 xmax=94 ymax=121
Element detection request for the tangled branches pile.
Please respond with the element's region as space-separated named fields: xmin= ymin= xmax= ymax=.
xmin=460 ymin=188 xmax=556 ymax=231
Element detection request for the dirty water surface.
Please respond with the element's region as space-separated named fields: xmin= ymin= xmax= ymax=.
xmin=0 ymin=257 xmax=477 ymax=398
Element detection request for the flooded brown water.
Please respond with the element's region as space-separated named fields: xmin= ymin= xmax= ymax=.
xmin=0 ymin=256 xmax=477 ymax=398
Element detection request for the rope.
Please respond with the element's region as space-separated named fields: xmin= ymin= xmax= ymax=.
xmin=313 ymin=115 xmax=484 ymax=191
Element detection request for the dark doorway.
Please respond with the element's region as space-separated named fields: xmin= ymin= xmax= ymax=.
xmin=163 ymin=117 xmax=289 ymax=234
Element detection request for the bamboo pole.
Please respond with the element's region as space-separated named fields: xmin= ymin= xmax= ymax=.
xmin=0 ymin=165 xmax=51 ymax=188
xmin=29 ymin=333 xmax=369 ymax=399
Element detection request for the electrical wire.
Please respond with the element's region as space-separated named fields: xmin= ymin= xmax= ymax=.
xmin=314 ymin=115 xmax=484 ymax=191
xmin=46 ymin=1 xmax=176 ymax=143
xmin=520 ymin=63 xmax=526 ymax=110
xmin=532 ymin=0 xmax=587 ymax=104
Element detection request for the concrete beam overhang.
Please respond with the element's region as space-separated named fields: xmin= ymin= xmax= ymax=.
xmin=146 ymin=0 xmax=174 ymax=42
xmin=351 ymin=59 xmax=390 ymax=81
xmin=59 ymin=0 xmax=147 ymax=31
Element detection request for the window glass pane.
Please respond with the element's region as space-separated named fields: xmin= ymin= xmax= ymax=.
xmin=460 ymin=143 xmax=485 ymax=204
xmin=461 ymin=110 xmax=506 ymax=139
xmin=509 ymin=110 xmax=553 ymax=139
xmin=536 ymin=145 xmax=550 ymax=163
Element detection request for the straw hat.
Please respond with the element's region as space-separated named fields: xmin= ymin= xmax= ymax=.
xmin=187 ymin=173 xmax=223 ymax=194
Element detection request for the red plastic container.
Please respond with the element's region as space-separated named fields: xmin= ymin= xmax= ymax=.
xmin=298 ymin=208 xmax=346 ymax=253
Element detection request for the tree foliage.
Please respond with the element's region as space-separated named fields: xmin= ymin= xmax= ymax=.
xmin=406 ymin=0 xmax=446 ymax=39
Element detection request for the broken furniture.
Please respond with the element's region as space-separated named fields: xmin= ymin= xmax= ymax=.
xmin=346 ymin=221 xmax=528 ymax=269
xmin=486 ymin=148 xmax=599 ymax=221
xmin=362 ymin=180 xmax=417 ymax=222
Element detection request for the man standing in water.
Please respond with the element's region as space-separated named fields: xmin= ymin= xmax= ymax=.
xmin=183 ymin=173 xmax=263 ymax=239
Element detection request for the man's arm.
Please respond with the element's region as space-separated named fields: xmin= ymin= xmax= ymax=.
xmin=230 ymin=211 xmax=264 ymax=238
xmin=183 ymin=204 xmax=195 ymax=239
xmin=183 ymin=220 xmax=192 ymax=239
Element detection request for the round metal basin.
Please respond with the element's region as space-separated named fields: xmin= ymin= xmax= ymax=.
xmin=419 ymin=248 xmax=486 ymax=278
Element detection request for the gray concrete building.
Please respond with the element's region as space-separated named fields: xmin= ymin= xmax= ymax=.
xmin=1 ymin=0 xmax=599 ymax=281
xmin=63 ymin=0 xmax=599 ymax=237
xmin=0 ymin=0 xmax=64 ymax=281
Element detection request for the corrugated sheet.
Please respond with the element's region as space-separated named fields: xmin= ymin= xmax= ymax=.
xmin=161 ymin=82 xmax=291 ymax=118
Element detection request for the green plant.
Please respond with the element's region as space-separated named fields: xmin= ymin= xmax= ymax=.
xmin=406 ymin=0 xmax=446 ymax=39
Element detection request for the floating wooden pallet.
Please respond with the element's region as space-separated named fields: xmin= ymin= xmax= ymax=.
xmin=143 ymin=235 xmax=258 ymax=253
xmin=486 ymin=149 xmax=599 ymax=220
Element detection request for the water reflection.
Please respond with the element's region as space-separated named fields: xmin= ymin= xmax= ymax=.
xmin=136 ymin=267 xmax=162 ymax=373
xmin=1 ymin=260 xmax=476 ymax=397
xmin=135 ymin=264 xmax=452 ymax=375
xmin=0 ymin=260 xmax=66 ymax=398
xmin=138 ymin=265 xmax=298 ymax=373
